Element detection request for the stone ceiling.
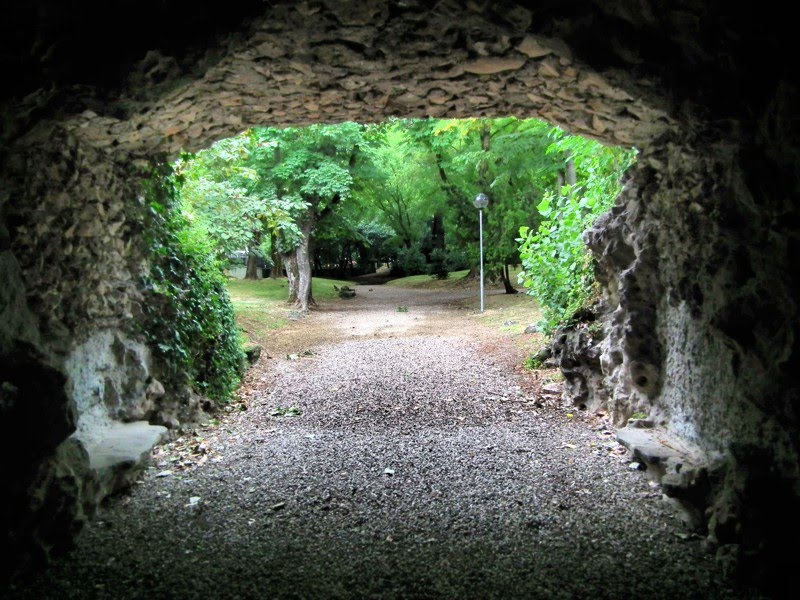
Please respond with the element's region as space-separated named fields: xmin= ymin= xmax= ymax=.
xmin=52 ymin=0 xmax=675 ymax=159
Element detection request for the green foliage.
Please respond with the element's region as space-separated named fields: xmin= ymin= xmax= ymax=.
xmin=427 ymin=248 xmax=450 ymax=280
xmin=174 ymin=118 xmax=634 ymax=327
xmin=140 ymin=162 xmax=246 ymax=404
xmin=260 ymin=123 xmax=361 ymax=216
xmin=397 ymin=306 xmax=409 ymax=312
xmin=176 ymin=133 xmax=304 ymax=262
xmin=270 ymin=406 xmax=302 ymax=417
xmin=445 ymin=248 xmax=470 ymax=272
xmin=517 ymin=132 xmax=637 ymax=332
xmin=391 ymin=244 xmax=427 ymax=276
xmin=408 ymin=117 xmax=560 ymax=275
xmin=353 ymin=121 xmax=445 ymax=249
xmin=522 ymin=354 xmax=542 ymax=371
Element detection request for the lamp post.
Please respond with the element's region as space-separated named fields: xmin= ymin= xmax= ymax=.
xmin=473 ymin=193 xmax=489 ymax=312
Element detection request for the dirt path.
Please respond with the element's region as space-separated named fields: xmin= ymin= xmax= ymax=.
xmin=258 ymin=284 xmax=520 ymax=357
xmin=7 ymin=286 xmax=756 ymax=599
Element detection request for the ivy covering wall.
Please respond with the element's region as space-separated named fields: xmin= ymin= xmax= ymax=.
xmin=139 ymin=163 xmax=245 ymax=405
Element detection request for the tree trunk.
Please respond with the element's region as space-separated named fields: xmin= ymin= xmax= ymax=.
xmin=244 ymin=231 xmax=262 ymax=279
xmin=307 ymin=221 xmax=317 ymax=308
xmin=270 ymin=234 xmax=281 ymax=279
xmin=479 ymin=124 xmax=491 ymax=185
xmin=431 ymin=212 xmax=445 ymax=250
xmin=564 ymin=152 xmax=577 ymax=200
xmin=502 ymin=263 xmax=519 ymax=294
xmin=565 ymin=153 xmax=577 ymax=187
xmin=295 ymin=218 xmax=315 ymax=313
xmin=244 ymin=253 xmax=260 ymax=279
xmin=283 ymin=252 xmax=299 ymax=305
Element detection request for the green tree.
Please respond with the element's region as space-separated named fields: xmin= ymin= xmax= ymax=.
xmin=353 ymin=120 xmax=445 ymax=252
xmin=176 ymin=131 xmax=302 ymax=280
xmin=254 ymin=123 xmax=364 ymax=312
xmin=413 ymin=117 xmax=561 ymax=291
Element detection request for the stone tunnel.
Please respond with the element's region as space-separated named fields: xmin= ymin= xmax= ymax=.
xmin=1 ymin=0 xmax=797 ymax=589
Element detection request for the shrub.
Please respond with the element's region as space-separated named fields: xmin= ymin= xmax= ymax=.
xmin=517 ymin=136 xmax=637 ymax=333
xmin=445 ymin=248 xmax=470 ymax=272
xmin=139 ymin=163 xmax=246 ymax=404
xmin=522 ymin=354 xmax=541 ymax=371
xmin=391 ymin=244 xmax=427 ymax=276
xmin=427 ymin=248 xmax=449 ymax=280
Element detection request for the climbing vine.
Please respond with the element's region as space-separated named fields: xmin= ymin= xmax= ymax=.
xmin=517 ymin=133 xmax=637 ymax=333
xmin=139 ymin=162 xmax=245 ymax=404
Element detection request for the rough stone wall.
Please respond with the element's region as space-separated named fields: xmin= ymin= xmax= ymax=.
xmin=65 ymin=330 xmax=165 ymax=443
xmin=4 ymin=125 xmax=145 ymax=344
xmin=580 ymin=124 xmax=800 ymax=580
xmin=0 ymin=236 xmax=39 ymax=353
xmin=2 ymin=122 xmax=171 ymax=431
xmin=0 ymin=123 xmax=172 ymax=577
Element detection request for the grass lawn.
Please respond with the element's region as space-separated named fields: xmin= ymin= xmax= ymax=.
xmin=384 ymin=269 xmax=472 ymax=289
xmin=226 ymin=276 xmax=350 ymax=346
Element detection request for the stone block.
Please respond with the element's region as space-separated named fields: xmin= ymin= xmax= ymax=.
xmin=84 ymin=421 xmax=167 ymax=500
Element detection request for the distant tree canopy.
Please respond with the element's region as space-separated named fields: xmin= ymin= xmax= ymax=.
xmin=174 ymin=117 xmax=634 ymax=326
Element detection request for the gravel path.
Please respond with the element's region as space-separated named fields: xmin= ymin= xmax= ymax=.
xmin=7 ymin=286 xmax=763 ymax=599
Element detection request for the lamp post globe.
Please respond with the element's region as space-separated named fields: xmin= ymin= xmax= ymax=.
xmin=473 ymin=193 xmax=489 ymax=312
xmin=473 ymin=193 xmax=489 ymax=209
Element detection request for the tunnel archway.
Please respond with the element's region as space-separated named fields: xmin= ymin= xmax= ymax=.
xmin=1 ymin=0 xmax=797 ymax=590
